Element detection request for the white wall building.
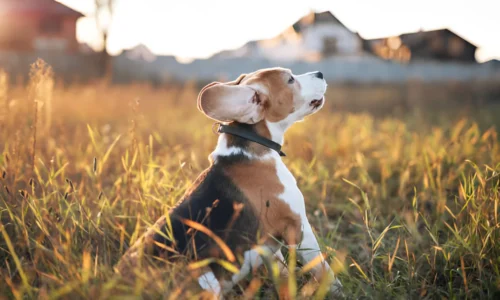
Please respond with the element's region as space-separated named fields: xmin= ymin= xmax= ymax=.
xmin=212 ymin=11 xmax=365 ymax=62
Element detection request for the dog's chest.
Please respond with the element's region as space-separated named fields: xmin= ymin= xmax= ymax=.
xmin=273 ymin=158 xmax=307 ymax=218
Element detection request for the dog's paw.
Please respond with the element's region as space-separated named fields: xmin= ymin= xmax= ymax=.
xmin=220 ymin=279 xmax=234 ymax=294
xmin=328 ymin=278 xmax=344 ymax=298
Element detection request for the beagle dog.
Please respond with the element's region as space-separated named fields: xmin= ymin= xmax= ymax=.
xmin=115 ymin=67 xmax=343 ymax=297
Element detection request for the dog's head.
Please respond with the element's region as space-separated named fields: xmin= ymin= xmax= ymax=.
xmin=197 ymin=67 xmax=326 ymax=128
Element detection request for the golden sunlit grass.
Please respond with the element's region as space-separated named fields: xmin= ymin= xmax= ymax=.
xmin=1 ymin=60 xmax=500 ymax=299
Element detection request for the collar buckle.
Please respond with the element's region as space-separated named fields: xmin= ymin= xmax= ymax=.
xmin=212 ymin=122 xmax=222 ymax=135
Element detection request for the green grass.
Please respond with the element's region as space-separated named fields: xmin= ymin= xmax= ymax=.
xmin=1 ymin=62 xmax=500 ymax=299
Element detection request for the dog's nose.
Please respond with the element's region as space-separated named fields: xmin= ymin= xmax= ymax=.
xmin=314 ymin=71 xmax=323 ymax=79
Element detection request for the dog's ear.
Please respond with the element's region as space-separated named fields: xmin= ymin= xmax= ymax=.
xmin=197 ymin=74 xmax=265 ymax=124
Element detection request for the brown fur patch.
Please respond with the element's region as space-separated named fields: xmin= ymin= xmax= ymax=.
xmin=224 ymin=160 xmax=302 ymax=245
xmin=244 ymin=68 xmax=297 ymax=123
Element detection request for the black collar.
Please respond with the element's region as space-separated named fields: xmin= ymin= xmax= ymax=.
xmin=216 ymin=123 xmax=286 ymax=157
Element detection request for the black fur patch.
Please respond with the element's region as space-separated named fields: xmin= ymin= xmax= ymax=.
xmin=151 ymin=155 xmax=260 ymax=264
xmin=223 ymin=122 xmax=258 ymax=154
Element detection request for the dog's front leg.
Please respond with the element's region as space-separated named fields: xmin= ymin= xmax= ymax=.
xmin=198 ymin=271 xmax=223 ymax=299
xmin=274 ymin=249 xmax=290 ymax=276
xmin=296 ymin=221 xmax=343 ymax=296
xmin=221 ymin=245 xmax=280 ymax=293
xmin=198 ymin=246 xmax=284 ymax=298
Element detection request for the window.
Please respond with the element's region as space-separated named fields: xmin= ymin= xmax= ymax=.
xmin=448 ymin=37 xmax=465 ymax=57
xmin=430 ymin=38 xmax=444 ymax=51
xmin=40 ymin=18 xmax=62 ymax=34
xmin=322 ymin=37 xmax=338 ymax=56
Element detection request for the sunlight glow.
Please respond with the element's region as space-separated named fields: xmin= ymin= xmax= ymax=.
xmin=58 ymin=0 xmax=500 ymax=62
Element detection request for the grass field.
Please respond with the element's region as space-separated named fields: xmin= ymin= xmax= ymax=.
xmin=1 ymin=61 xmax=500 ymax=299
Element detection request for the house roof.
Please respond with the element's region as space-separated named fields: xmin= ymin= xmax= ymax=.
xmin=0 ymin=0 xmax=84 ymax=17
xmin=292 ymin=11 xmax=347 ymax=33
xmin=483 ymin=59 xmax=500 ymax=65
xmin=124 ymin=44 xmax=157 ymax=62
xmin=399 ymin=29 xmax=477 ymax=48
xmin=365 ymin=28 xmax=477 ymax=48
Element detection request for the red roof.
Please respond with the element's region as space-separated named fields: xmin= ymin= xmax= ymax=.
xmin=0 ymin=0 xmax=84 ymax=17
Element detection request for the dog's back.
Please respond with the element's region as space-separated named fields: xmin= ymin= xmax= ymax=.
xmin=115 ymin=155 xmax=261 ymax=276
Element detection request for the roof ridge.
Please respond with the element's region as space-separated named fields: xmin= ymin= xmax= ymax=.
xmin=0 ymin=0 xmax=84 ymax=17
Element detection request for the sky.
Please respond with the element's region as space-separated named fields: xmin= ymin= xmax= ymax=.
xmin=58 ymin=0 xmax=500 ymax=63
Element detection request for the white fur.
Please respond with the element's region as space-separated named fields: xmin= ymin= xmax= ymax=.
xmin=210 ymin=134 xmax=253 ymax=160
xmin=198 ymin=271 xmax=222 ymax=299
xmin=221 ymin=245 xmax=279 ymax=292
xmin=266 ymin=125 xmax=343 ymax=294
xmin=296 ymin=72 xmax=328 ymax=105
xmin=210 ymin=133 xmax=276 ymax=162
xmin=198 ymin=248 xmax=289 ymax=300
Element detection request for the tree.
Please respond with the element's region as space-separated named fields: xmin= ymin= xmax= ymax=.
xmin=95 ymin=0 xmax=114 ymax=79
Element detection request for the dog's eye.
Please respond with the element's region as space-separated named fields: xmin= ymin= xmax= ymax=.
xmin=288 ymin=76 xmax=295 ymax=84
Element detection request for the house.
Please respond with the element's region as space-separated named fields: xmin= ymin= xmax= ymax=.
xmin=123 ymin=44 xmax=157 ymax=62
xmin=363 ymin=29 xmax=477 ymax=63
xmin=212 ymin=11 xmax=365 ymax=62
xmin=291 ymin=11 xmax=363 ymax=57
xmin=0 ymin=0 xmax=83 ymax=53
